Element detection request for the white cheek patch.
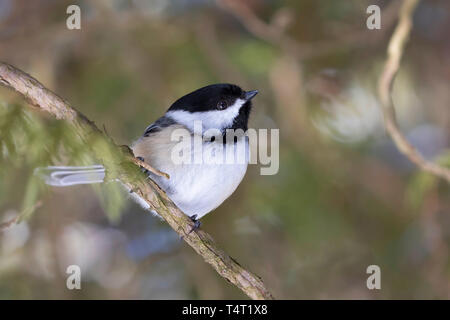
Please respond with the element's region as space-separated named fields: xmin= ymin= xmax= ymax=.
xmin=166 ymin=98 xmax=245 ymax=133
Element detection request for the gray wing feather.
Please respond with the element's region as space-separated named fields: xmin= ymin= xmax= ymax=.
xmin=143 ymin=116 xmax=175 ymax=137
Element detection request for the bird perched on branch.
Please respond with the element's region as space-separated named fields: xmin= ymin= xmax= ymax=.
xmin=36 ymin=84 xmax=258 ymax=230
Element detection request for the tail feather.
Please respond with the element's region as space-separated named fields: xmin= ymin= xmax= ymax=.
xmin=34 ymin=165 xmax=105 ymax=187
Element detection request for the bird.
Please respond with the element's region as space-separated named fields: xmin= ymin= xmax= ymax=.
xmin=35 ymin=84 xmax=258 ymax=229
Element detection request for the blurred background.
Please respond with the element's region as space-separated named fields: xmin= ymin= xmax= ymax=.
xmin=0 ymin=0 xmax=450 ymax=299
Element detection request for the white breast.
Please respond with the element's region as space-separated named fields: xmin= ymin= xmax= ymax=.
xmin=132 ymin=127 xmax=249 ymax=219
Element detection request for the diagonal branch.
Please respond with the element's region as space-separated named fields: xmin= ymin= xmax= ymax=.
xmin=378 ymin=0 xmax=450 ymax=183
xmin=0 ymin=61 xmax=274 ymax=300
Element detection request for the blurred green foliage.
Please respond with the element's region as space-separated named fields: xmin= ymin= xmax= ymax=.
xmin=0 ymin=103 xmax=127 ymax=223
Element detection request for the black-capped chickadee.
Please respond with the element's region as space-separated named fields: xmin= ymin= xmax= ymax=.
xmin=37 ymin=84 xmax=258 ymax=226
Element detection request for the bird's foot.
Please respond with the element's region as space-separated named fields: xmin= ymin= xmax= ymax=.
xmin=187 ymin=214 xmax=201 ymax=235
xmin=136 ymin=156 xmax=151 ymax=175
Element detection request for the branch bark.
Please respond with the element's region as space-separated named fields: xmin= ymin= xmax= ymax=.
xmin=0 ymin=61 xmax=274 ymax=300
xmin=378 ymin=0 xmax=450 ymax=183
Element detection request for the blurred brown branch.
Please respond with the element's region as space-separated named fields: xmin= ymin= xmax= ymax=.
xmin=378 ymin=0 xmax=450 ymax=183
xmin=218 ymin=0 xmax=401 ymax=59
xmin=0 ymin=62 xmax=274 ymax=300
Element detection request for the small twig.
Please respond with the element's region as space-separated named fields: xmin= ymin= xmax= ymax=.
xmin=378 ymin=0 xmax=450 ymax=183
xmin=119 ymin=145 xmax=170 ymax=179
xmin=0 ymin=200 xmax=43 ymax=231
xmin=131 ymin=156 xmax=170 ymax=179
xmin=0 ymin=216 xmax=18 ymax=231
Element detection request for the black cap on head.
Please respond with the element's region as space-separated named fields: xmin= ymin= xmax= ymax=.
xmin=168 ymin=83 xmax=258 ymax=131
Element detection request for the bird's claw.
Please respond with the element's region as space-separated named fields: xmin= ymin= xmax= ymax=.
xmin=136 ymin=156 xmax=151 ymax=175
xmin=187 ymin=214 xmax=201 ymax=235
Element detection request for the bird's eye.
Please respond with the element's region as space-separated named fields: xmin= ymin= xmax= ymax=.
xmin=217 ymin=101 xmax=227 ymax=110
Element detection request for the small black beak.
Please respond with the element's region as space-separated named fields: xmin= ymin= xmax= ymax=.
xmin=244 ymin=90 xmax=258 ymax=101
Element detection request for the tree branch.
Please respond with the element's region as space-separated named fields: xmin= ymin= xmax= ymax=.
xmin=218 ymin=0 xmax=401 ymax=60
xmin=0 ymin=61 xmax=274 ymax=300
xmin=378 ymin=0 xmax=450 ymax=183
